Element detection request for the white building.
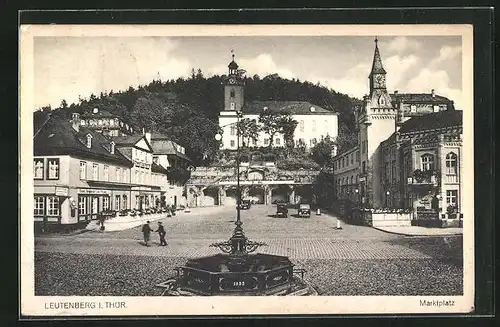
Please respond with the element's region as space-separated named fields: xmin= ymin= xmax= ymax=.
xmin=218 ymin=54 xmax=339 ymax=150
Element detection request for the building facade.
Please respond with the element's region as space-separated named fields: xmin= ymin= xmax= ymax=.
xmin=332 ymin=38 xmax=463 ymax=226
xmin=79 ymin=108 xmax=134 ymax=137
xmin=33 ymin=113 xmax=170 ymax=230
xmin=218 ymin=54 xmax=339 ymax=151
xmin=34 ymin=114 xmax=134 ymax=229
xmin=150 ymin=133 xmax=193 ymax=208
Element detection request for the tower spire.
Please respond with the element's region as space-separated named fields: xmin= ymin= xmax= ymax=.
xmin=370 ymin=36 xmax=386 ymax=76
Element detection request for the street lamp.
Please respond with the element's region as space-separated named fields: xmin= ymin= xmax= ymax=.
xmin=354 ymin=188 xmax=359 ymax=206
xmin=385 ymin=190 xmax=390 ymax=208
xmin=211 ymin=111 xmax=265 ymax=263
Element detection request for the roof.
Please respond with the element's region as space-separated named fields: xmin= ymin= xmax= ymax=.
xmin=150 ymin=139 xmax=193 ymax=163
xmin=241 ymin=101 xmax=336 ymax=115
xmin=33 ymin=117 xmax=133 ymax=166
xmin=398 ymin=110 xmax=463 ymax=134
xmin=370 ymin=40 xmax=387 ymax=75
xmin=228 ymin=60 xmax=239 ymax=70
xmin=150 ymin=139 xmax=177 ymax=155
xmin=151 ymin=162 xmax=169 ymax=174
xmin=111 ymin=135 xmax=144 ymax=146
xmin=390 ymin=93 xmax=453 ymax=104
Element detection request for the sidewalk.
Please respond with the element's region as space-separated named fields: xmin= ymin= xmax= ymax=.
xmin=374 ymin=226 xmax=463 ymax=237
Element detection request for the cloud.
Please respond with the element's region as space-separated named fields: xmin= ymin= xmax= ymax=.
xmin=430 ymin=45 xmax=462 ymax=67
xmin=386 ymin=36 xmax=421 ymax=53
xmin=35 ymin=37 xmax=191 ymax=108
xmin=385 ymin=54 xmax=420 ymax=89
xmin=307 ymin=62 xmax=371 ymax=98
xmin=405 ymin=68 xmax=463 ymax=109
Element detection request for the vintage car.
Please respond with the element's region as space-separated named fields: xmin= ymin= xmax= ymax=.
xmin=276 ymin=203 xmax=288 ymax=218
xmin=297 ymin=203 xmax=311 ymax=217
xmin=237 ymin=200 xmax=251 ymax=210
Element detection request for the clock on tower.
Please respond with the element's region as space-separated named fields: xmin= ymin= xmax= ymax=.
xmin=372 ymin=74 xmax=386 ymax=89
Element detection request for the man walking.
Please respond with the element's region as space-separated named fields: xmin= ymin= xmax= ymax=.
xmin=142 ymin=221 xmax=152 ymax=247
xmin=155 ymin=221 xmax=167 ymax=246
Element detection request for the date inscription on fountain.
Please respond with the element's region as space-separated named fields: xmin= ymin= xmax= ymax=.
xmin=219 ymin=276 xmax=259 ymax=291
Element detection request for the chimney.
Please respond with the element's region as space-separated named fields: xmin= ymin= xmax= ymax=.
xmin=93 ymin=107 xmax=99 ymax=114
xmin=70 ymin=113 xmax=80 ymax=132
xmin=145 ymin=132 xmax=151 ymax=144
xmin=431 ymin=89 xmax=435 ymax=98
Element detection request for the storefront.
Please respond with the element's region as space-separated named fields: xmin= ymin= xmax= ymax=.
xmin=131 ymin=186 xmax=162 ymax=210
xmin=34 ymin=186 xmax=70 ymax=226
xmin=77 ymin=187 xmax=131 ymax=222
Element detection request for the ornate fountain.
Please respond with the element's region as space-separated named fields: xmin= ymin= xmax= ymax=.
xmin=156 ymin=110 xmax=316 ymax=296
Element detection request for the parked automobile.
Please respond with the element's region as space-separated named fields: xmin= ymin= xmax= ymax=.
xmin=276 ymin=203 xmax=288 ymax=218
xmin=297 ymin=203 xmax=311 ymax=218
xmin=237 ymin=200 xmax=251 ymax=210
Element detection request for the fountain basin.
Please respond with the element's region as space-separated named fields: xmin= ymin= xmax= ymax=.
xmin=166 ymin=253 xmax=315 ymax=296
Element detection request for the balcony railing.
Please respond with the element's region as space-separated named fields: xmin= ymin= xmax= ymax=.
xmin=407 ymin=169 xmax=438 ymax=187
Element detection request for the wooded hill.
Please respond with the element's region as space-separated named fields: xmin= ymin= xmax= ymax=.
xmin=34 ymin=70 xmax=361 ymax=166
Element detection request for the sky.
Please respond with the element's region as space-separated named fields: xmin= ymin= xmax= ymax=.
xmin=33 ymin=35 xmax=463 ymax=110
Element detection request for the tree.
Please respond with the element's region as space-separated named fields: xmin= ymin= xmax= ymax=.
xmin=237 ymin=118 xmax=259 ymax=147
xmin=258 ymin=110 xmax=284 ymax=147
xmin=60 ymin=99 xmax=68 ymax=109
xmin=277 ymin=115 xmax=298 ymax=148
xmin=312 ymin=171 xmax=336 ymax=208
xmin=311 ymin=136 xmax=337 ymax=167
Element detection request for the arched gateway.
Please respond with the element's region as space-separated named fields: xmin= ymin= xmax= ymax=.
xmin=185 ymin=166 xmax=318 ymax=207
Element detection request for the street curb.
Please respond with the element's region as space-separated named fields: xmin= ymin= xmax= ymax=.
xmin=372 ymin=227 xmax=463 ymax=237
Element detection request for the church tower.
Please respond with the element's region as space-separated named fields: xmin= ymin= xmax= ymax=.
xmin=368 ymin=37 xmax=393 ymax=110
xmin=223 ymin=51 xmax=245 ymax=111
xmin=358 ymin=37 xmax=397 ymax=208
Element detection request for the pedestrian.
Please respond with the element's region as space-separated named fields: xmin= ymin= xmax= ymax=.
xmin=155 ymin=221 xmax=167 ymax=246
xmin=142 ymin=221 xmax=152 ymax=247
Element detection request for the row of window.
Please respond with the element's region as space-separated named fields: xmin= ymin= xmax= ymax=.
xmin=336 ymin=174 xmax=359 ymax=187
xmin=227 ymin=117 xmax=333 ymax=134
xmin=34 ymin=196 xmax=60 ymax=216
xmin=34 ymin=158 xmax=59 ymax=180
xmin=412 ymin=152 xmax=458 ymax=174
xmin=80 ymin=118 xmax=134 ymax=132
xmin=132 ymin=148 xmax=152 ymax=163
xmin=333 ymin=151 xmax=360 ymax=171
xmin=35 ymin=158 xmax=167 ymax=187
xmin=79 ymin=161 xmax=129 ymax=183
xmin=227 ymin=137 xmax=322 ymax=148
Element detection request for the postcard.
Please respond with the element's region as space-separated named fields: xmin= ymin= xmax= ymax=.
xmin=20 ymin=23 xmax=474 ymax=316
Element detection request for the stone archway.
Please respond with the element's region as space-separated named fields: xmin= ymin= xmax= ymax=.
xmin=271 ymin=185 xmax=291 ymax=204
xmin=247 ymin=185 xmax=265 ymax=204
xmin=202 ymin=186 xmax=220 ymax=206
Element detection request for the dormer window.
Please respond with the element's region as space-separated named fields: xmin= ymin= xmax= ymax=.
xmin=86 ymin=134 xmax=92 ymax=148
xmin=110 ymin=141 xmax=115 ymax=154
xmin=80 ymin=120 xmax=86 ymax=126
xmin=379 ymin=96 xmax=385 ymax=105
xmin=230 ymin=102 xmax=235 ymax=110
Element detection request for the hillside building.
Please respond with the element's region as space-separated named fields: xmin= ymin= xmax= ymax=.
xmin=218 ymin=54 xmax=339 ymax=150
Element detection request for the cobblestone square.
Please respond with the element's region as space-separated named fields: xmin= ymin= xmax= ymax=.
xmin=35 ymin=205 xmax=463 ymax=296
